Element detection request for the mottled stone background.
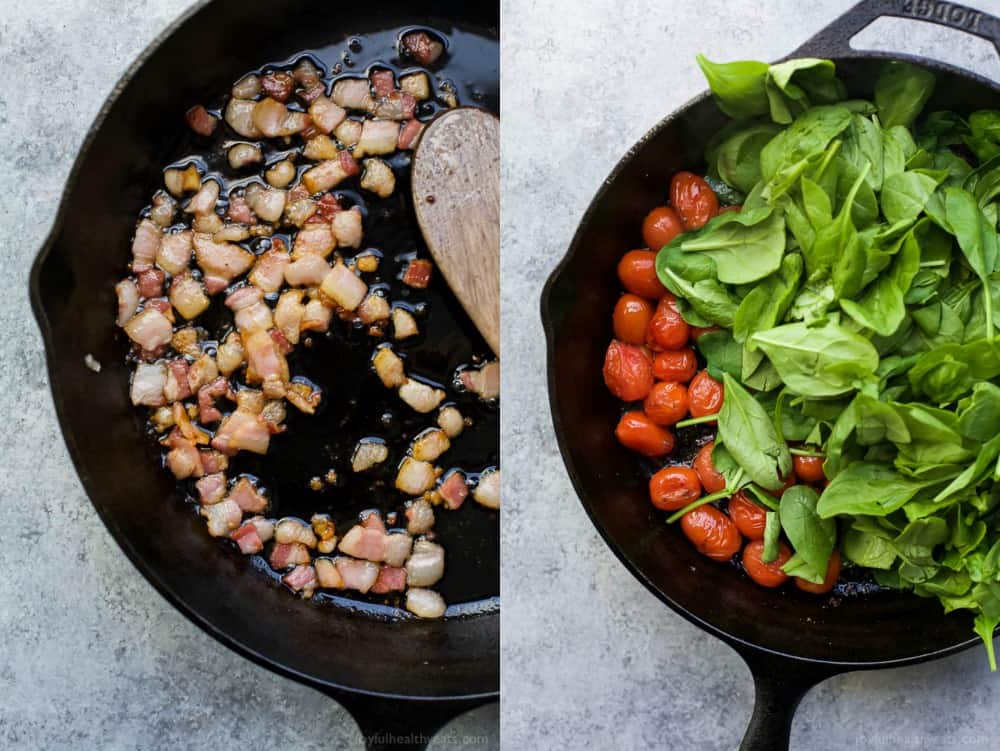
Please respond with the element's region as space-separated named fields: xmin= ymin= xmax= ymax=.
xmin=501 ymin=0 xmax=1000 ymax=749
xmin=0 ymin=1 xmax=496 ymax=748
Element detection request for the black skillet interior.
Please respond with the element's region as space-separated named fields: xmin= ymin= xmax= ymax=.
xmin=30 ymin=0 xmax=498 ymax=706
xmin=541 ymin=16 xmax=1000 ymax=677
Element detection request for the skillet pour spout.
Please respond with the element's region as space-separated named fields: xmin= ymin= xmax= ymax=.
xmin=29 ymin=0 xmax=498 ymax=748
xmin=541 ymin=1 xmax=1000 ymax=749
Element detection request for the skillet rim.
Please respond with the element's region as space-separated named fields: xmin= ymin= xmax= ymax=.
xmin=28 ymin=0 xmax=498 ymax=703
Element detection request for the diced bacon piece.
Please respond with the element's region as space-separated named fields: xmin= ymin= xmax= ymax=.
xmin=355 ymin=120 xmax=400 ymax=158
xmin=437 ymin=406 xmax=464 ymax=438
xmin=461 ymin=361 xmax=500 ymax=400
xmin=398 ymin=378 xmax=445 ymax=413
xmin=186 ymin=180 xmax=220 ymax=215
xmin=358 ymin=294 xmax=390 ymax=324
xmin=193 ymin=233 xmax=255 ymax=288
xmin=130 ymin=362 xmax=166 ymax=407
xmin=282 ymin=564 xmax=317 ymax=598
xmin=335 ymin=119 xmax=363 ymax=147
xmin=300 ymin=298 xmax=333 ymax=333
xmin=198 ymin=376 xmax=228 ymax=423
xmin=301 ymin=151 xmax=359 ymax=193
xmin=373 ymin=347 xmax=406 ymax=388
xmin=166 ymin=429 xmax=203 ymax=480
xmin=226 ymin=477 xmax=267 ymax=514
xmin=406 ymin=588 xmax=446 ymax=618
xmin=116 ymin=280 xmax=139 ymax=327
xmin=201 ymin=499 xmax=242 ymax=537
xmin=198 ymin=449 xmax=228 ymax=475
xmin=269 ymin=542 xmax=311 ymax=569
xmin=144 ymin=297 xmax=175 ymax=322
xmin=439 ymin=471 xmax=468 ymax=510
xmin=292 ymin=223 xmax=335 ymax=257
xmin=287 ymin=184 xmax=310 ymax=203
xmin=396 ymin=456 xmax=436 ymax=496
xmin=474 ymin=469 xmax=500 ymax=509
xmin=163 ymin=359 xmax=192 ymax=402
xmin=226 ymin=287 xmax=273 ymax=334
xmin=261 ymin=71 xmax=294 ymax=102
xmin=397 ymin=119 xmax=425 ymax=150
xmin=227 ymin=194 xmax=256 ymax=225
xmin=392 ymin=308 xmax=418 ymax=339
xmin=405 ymin=499 xmax=435 ymax=535
xmin=315 ymin=193 xmax=341 ymax=221
xmin=304 ymin=134 xmax=339 ymax=160
xmin=401 ymin=31 xmax=445 ymax=66
xmin=245 ymin=184 xmax=287 ymax=223
xmin=150 ymin=190 xmax=177 ymax=227
xmin=244 ymin=330 xmax=288 ymax=398
xmin=274 ymin=289 xmax=306 ymax=345
xmin=131 ymin=219 xmax=161 ymax=272
xmin=212 ymin=408 xmax=271 ymax=455
xmin=321 ymin=263 xmax=367 ymax=311
xmin=371 ymin=566 xmax=407 ymax=594
xmin=171 ymin=327 xmax=201 ymax=358
xmin=275 ymin=517 xmax=318 ymax=547
xmin=315 ymin=557 xmax=343 ymax=588
xmin=412 ymin=428 xmax=449 ymax=462
xmin=156 ymin=230 xmax=194 ymax=274
xmin=406 ymin=539 xmax=445 ymax=587
xmin=372 ymin=91 xmax=416 ymax=121
xmin=383 ymin=533 xmax=414 ymax=568
xmin=270 ymin=328 xmax=293 ymax=355
xmin=195 ymin=473 xmax=227 ymax=505
xmin=332 ymin=206 xmax=363 ymax=249
xmin=249 ymin=246 xmax=290 ymax=293
xmin=360 ymin=158 xmax=395 ymax=198
xmin=339 ymin=525 xmax=387 ymax=562
xmin=312 ymin=515 xmax=337 ymax=554
xmin=261 ymin=398 xmax=288 ymax=433
xmin=216 ymin=331 xmax=245 ymax=376
xmin=400 ymin=73 xmax=430 ymax=100
xmin=284 ymin=254 xmax=330 ymax=287
xmin=224 ymin=98 xmax=261 ymax=138
xmin=187 ymin=353 xmax=218 ymax=392
xmin=172 ymin=401 xmax=208 ymax=445
xmin=332 ymin=78 xmax=373 ymax=110
xmin=308 ymin=96 xmax=347 ymax=133
xmin=362 ymin=512 xmax=387 ymax=534
xmin=252 ymin=97 xmax=309 ymax=137
xmin=335 ymin=558 xmax=379 ymax=593
xmin=402 ymin=258 xmax=433 ymax=289
xmin=185 ymin=105 xmax=218 ymax=136
xmin=231 ymin=521 xmax=264 ymax=554
xmin=137 ymin=268 xmax=165 ymax=299
xmin=370 ymin=69 xmax=395 ymax=97
xmin=169 ymin=273 xmax=210 ymax=320
xmin=125 ymin=308 xmax=173 ymax=351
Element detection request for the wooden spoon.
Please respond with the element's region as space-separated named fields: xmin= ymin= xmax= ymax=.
xmin=412 ymin=107 xmax=500 ymax=356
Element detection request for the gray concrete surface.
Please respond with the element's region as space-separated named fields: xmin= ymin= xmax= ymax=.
xmin=501 ymin=0 xmax=1000 ymax=749
xmin=0 ymin=1 xmax=496 ymax=748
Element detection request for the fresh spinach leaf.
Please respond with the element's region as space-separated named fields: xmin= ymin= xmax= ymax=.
xmin=874 ymin=60 xmax=936 ymax=129
xmin=779 ymin=486 xmax=836 ymax=575
xmin=671 ymin=207 xmax=786 ymax=285
xmin=816 ymin=462 xmax=932 ymax=517
xmin=696 ymin=55 xmax=770 ymax=119
xmin=718 ymin=373 xmax=792 ymax=491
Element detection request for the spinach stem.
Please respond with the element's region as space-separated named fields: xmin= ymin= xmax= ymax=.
xmin=789 ymin=447 xmax=825 ymax=458
xmin=666 ymin=489 xmax=731 ymax=524
xmin=987 ymin=281 xmax=995 ymax=344
xmin=746 ymin=484 xmax=780 ymax=511
xmin=919 ymin=260 xmax=947 ymax=268
xmin=675 ymin=414 xmax=719 ymax=428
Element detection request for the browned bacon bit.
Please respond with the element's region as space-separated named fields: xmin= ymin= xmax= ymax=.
xmin=202 ymin=499 xmax=242 ymax=537
xmin=199 ymin=449 xmax=228 ymax=475
xmin=402 ymin=258 xmax=433 ymax=289
xmin=270 ymin=542 xmax=311 ymax=569
xmin=270 ymin=328 xmax=294 ymax=355
xmin=136 ymin=268 xmax=164 ymax=298
xmin=371 ymin=566 xmax=407 ymax=594
xmin=249 ymin=245 xmax=290 ymax=293
xmin=231 ymin=520 xmax=266 ymax=554
xmin=163 ymin=359 xmax=192 ymax=402
xmin=196 ymin=473 xmax=227 ymax=505
xmin=397 ymin=119 xmax=425 ymax=151
xmin=131 ymin=219 xmax=161 ymax=272
xmin=439 ymin=471 xmax=469 ymax=510
xmin=166 ymin=429 xmax=204 ymax=480
xmin=116 ymin=280 xmax=140 ymax=327
xmin=315 ymin=193 xmax=341 ymax=221
xmin=401 ymin=31 xmax=445 ymax=66
xmin=286 ymin=381 xmax=322 ymax=414
xmin=334 ymin=558 xmax=379 ymax=593
xmin=370 ymin=69 xmax=395 ymax=98
xmin=198 ymin=376 xmax=228 ymax=423
xmin=212 ymin=406 xmax=271 ymax=456
xmin=226 ymin=195 xmax=256 ymax=225
xmin=283 ymin=564 xmax=317 ymax=597
xmin=225 ymin=476 xmax=267 ymax=514
xmin=460 ymin=360 xmax=500 ymax=400
xmin=185 ymin=105 xmax=218 ymax=136
xmin=261 ymin=71 xmax=295 ymax=102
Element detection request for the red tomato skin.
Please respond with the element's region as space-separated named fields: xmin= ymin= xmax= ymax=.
xmin=649 ymin=466 xmax=702 ymax=510
xmin=680 ymin=506 xmax=742 ymax=561
xmin=646 ymin=294 xmax=691 ymax=351
xmin=692 ymin=441 xmax=726 ymax=494
xmin=643 ymin=382 xmax=690 ymax=426
xmin=793 ymin=454 xmax=826 ymax=484
xmin=728 ymin=491 xmax=767 ymax=540
xmin=795 ymin=550 xmax=842 ymax=594
xmin=603 ymin=340 xmax=653 ymax=402
xmin=615 ymin=411 xmax=674 ymax=457
xmin=742 ymin=541 xmax=792 ymax=587
xmin=618 ymin=250 xmax=667 ymax=299
xmin=652 ymin=348 xmax=698 ymax=382
xmin=688 ymin=370 xmax=724 ymax=417
xmin=613 ymin=294 xmax=654 ymax=345
xmin=642 ymin=206 xmax=684 ymax=250
xmin=670 ymin=172 xmax=719 ymax=230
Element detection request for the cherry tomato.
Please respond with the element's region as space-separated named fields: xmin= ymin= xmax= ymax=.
xmin=646 ymin=294 xmax=690 ymax=351
xmin=688 ymin=370 xmax=724 ymax=417
xmin=680 ymin=506 xmax=742 ymax=561
xmin=615 ymin=411 xmax=674 ymax=457
xmin=690 ymin=326 xmax=721 ymax=342
xmin=649 ymin=466 xmax=702 ymax=511
xmin=718 ymin=205 xmax=742 ymax=214
xmin=613 ymin=294 xmax=654 ymax=345
xmin=793 ymin=454 xmax=826 ymax=484
xmin=603 ymin=340 xmax=653 ymax=402
xmin=692 ymin=441 xmax=726 ymax=494
xmin=642 ymin=206 xmax=684 ymax=250
xmin=742 ymin=540 xmax=792 ymax=588
xmin=652 ymin=348 xmax=698 ymax=382
xmin=618 ymin=250 xmax=667 ymax=299
xmin=670 ymin=171 xmax=719 ymax=230
xmin=728 ymin=491 xmax=767 ymax=540
xmin=795 ymin=550 xmax=842 ymax=594
xmin=643 ymin=382 xmax=689 ymax=426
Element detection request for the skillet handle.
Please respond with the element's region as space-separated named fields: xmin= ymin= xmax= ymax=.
xmin=331 ymin=692 xmax=493 ymax=751
xmin=737 ymin=650 xmax=838 ymax=751
xmin=791 ymin=0 xmax=1000 ymax=59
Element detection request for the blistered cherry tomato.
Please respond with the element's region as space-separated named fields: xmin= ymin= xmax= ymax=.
xmin=646 ymin=294 xmax=690 ymax=351
xmin=688 ymin=370 xmax=724 ymax=417
xmin=690 ymin=326 xmax=721 ymax=342
xmin=643 ymin=382 xmax=689 ymax=426
xmin=613 ymin=294 xmax=654 ymax=345
xmin=618 ymin=250 xmax=667 ymax=299
xmin=793 ymin=454 xmax=826 ymax=484
xmin=742 ymin=540 xmax=792 ymax=587
xmin=680 ymin=506 xmax=742 ymax=561
xmin=603 ymin=340 xmax=653 ymax=402
xmin=670 ymin=171 xmax=719 ymax=230
xmin=652 ymin=348 xmax=698 ymax=382
xmin=692 ymin=441 xmax=726 ymax=493
xmin=615 ymin=411 xmax=674 ymax=457
xmin=649 ymin=466 xmax=702 ymax=510
xmin=642 ymin=206 xmax=684 ymax=250
xmin=795 ymin=550 xmax=842 ymax=594
xmin=728 ymin=491 xmax=767 ymax=540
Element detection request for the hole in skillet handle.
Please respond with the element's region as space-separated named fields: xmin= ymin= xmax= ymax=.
xmin=789 ymin=0 xmax=1000 ymax=66
xmin=735 ymin=648 xmax=840 ymax=751
xmin=330 ymin=692 xmax=494 ymax=751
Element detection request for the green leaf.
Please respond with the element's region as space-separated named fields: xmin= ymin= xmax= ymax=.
xmin=697 ymin=329 xmax=743 ymax=380
xmin=957 ymin=382 xmax=1000 ymax=442
xmin=762 ymin=510 xmax=781 ymax=563
xmin=874 ymin=60 xmax=936 ymax=129
xmin=843 ymin=522 xmax=897 ymax=569
xmin=696 ymin=55 xmax=770 ymax=119
xmin=714 ymin=123 xmax=782 ymax=193
xmin=673 ymin=207 xmax=786 ymax=285
xmin=779 ymin=486 xmax=836 ymax=574
xmin=733 ymin=254 xmax=803 ymax=346
xmin=656 ymin=244 xmax=741 ymax=327
xmin=816 ymin=462 xmax=933 ymax=517
xmin=880 ymin=171 xmax=941 ymax=225
xmin=718 ymin=373 xmax=792 ymax=491
xmin=975 ymin=612 xmax=1000 ymax=672
xmin=944 ymin=187 xmax=999 ymax=342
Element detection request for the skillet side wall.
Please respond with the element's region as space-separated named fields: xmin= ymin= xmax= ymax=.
xmin=32 ymin=0 xmax=498 ymax=698
xmin=544 ymin=58 xmax=1000 ymax=664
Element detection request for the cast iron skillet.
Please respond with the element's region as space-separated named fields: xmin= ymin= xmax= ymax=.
xmin=542 ymin=1 xmax=1000 ymax=749
xmin=29 ymin=1 xmax=497 ymax=749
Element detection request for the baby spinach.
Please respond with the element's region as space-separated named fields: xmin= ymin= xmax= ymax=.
xmin=816 ymin=462 xmax=932 ymax=518
xmin=944 ymin=187 xmax=999 ymax=342
xmin=779 ymin=486 xmax=836 ymax=575
xmin=714 ymin=123 xmax=782 ymax=193
xmin=874 ymin=60 xmax=936 ymax=129
xmin=717 ymin=374 xmax=792 ymax=491
xmin=695 ymin=55 xmax=770 ymax=118
xmin=670 ymin=207 xmax=786 ymax=285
